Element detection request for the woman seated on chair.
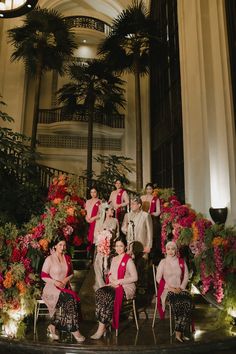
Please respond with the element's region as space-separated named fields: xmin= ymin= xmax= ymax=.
xmin=91 ymin=236 xmax=138 ymax=339
xmin=41 ymin=233 xmax=85 ymax=342
xmin=156 ymin=240 xmax=193 ymax=343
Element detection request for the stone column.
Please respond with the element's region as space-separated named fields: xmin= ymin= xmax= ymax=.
xmin=178 ymin=0 xmax=236 ymax=224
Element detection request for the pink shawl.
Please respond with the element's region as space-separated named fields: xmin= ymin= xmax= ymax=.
xmin=157 ymin=257 xmax=184 ymax=319
xmin=116 ymin=189 xmax=125 ymax=222
xmin=112 ymin=253 xmax=131 ymax=329
xmin=149 ymin=196 xmax=158 ymax=214
xmin=41 ymin=254 xmax=80 ymax=303
xmin=87 ymin=200 xmax=101 ymax=248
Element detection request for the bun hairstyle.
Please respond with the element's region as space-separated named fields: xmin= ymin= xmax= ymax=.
xmin=90 ymin=186 xmax=98 ymax=192
xmin=51 ymin=231 xmax=67 ymax=249
xmin=114 ymin=235 xmax=127 ymax=248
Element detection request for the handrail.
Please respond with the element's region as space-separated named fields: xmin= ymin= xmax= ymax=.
xmin=38 ymin=107 xmax=125 ymax=129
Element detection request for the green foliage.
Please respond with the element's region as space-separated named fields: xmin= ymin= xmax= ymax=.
xmin=94 ymin=154 xmax=134 ymax=186
xmin=0 ymin=98 xmax=44 ymax=225
xmin=8 ymin=7 xmax=77 ymax=76
xmin=177 ymin=227 xmax=193 ymax=246
xmin=98 ymin=0 xmax=159 ymax=75
xmin=157 ymin=188 xmax=175 ymax=201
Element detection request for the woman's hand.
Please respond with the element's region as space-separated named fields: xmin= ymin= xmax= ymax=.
xmin=169 ymin=286 xmax=181 ymax=294
xmin=110 ymin=280 xmax=121 ymax=288
xmin=54 ymin=280 xmax=65 ymax=288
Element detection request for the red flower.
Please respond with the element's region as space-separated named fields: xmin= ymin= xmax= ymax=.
xmin=11 ymin=248 xmax=21 ymax=262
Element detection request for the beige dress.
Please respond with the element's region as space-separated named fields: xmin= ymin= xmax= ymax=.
xmin=41 ymin=253 xmax=71 ymax=317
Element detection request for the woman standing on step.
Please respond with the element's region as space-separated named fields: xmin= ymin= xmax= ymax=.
xmin=109 ymin=179 xmax=129 ymax=227
xmin=91 ymin=236 xmax=138 ymax=339
xmin=41 ymin=233 xmax=85 ymax=342
xmin=85 ymin=186 xmax=101 ymax=255
xmin=156 ymin=241 xmax=193 ymax=343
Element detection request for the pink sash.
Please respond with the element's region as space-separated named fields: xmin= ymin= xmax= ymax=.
xmin=41 ymin=254 xmax=80 ymax=302
xmin=149 ymin=196 xmax=158 ymax=214
xmin=87 ymin=200 xmax=101 ymax=247
xmin=112 ymin=253 xmax=131 ymax=329
xmin=116 ymin=189 xmax=125 ymax=222
xmin=157 ymin=258 xmax=184 ymax=319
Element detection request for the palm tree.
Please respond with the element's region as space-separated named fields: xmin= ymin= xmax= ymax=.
xmin=57 ymin=60 xmax=126 ymax=192
xmin=98 ymin=0 xmax=157 ymax=191
xmin=8 ymin=7 xmax=77 ymax=150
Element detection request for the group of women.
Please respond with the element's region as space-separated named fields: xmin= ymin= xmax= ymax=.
xmin=41 ymin=180 xmax=193 ymax=344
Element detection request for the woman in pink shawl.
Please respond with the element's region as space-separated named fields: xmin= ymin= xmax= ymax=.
xmin=85 ymin=186 xmax=101 ymax=254
xmin=141 ymin=183 xmax=161 ymax=263
xmin=41 ymin=234 xmax=85 ymax=342
xmin=90 ymin=236 xmax=138 ymax=339
xmin=156 ymin=241 xmax=193 ymax=342
xmin=108 ymin=179 xmax=129 ymax=226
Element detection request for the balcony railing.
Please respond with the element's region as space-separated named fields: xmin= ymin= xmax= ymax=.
xmin=38 ymin=107 xmax=125 ymax=129
xmin=65 ymin=16 xmax=111 ymax=35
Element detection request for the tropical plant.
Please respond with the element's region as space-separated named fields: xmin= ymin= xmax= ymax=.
xmin=8 ymin=7 xmax=77 ymax=150
xmin=98 ymin=0 xmax=158 ymax=191
xmin=0 ymin=97 xmax=44 ymax=225
xmin=94 ymin=154 xmax=133 ymax=186
xmin=57 ymin=60 xmax=126 ymax=193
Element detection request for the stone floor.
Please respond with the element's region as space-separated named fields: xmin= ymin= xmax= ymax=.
xmin=0 ymin=297 xmax=235 ymax=354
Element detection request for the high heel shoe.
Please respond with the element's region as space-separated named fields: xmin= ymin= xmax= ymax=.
xmin=47 ymin=324 xmax=59 ymax=340
xmin=90 ymin=329 xmax=107 ymax=339
xmin=175 ymin=336 xmax=184 ymax=343
xmin=72 ymin=331 xmax=85 ymax=343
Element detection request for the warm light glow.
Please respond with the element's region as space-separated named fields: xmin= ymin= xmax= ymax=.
xmin=228 ymin=307 xmax=236 ymax=318
xmin=191 ymin=284 xmax=201 ymax=295
xmin=0 ymin=2 xmax=6 ymax=11
xmin=193 ymin=329 xmax=205 ymax=340
xmin=209 ymin=165 xmax=229 ymax=208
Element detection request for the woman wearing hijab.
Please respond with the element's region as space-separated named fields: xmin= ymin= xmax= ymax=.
xmin=155 ymin=241 xmax=193 ymax=342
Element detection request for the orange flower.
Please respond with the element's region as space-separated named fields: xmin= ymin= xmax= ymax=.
xmin=39 ymin=239 xmax=49 ymax=251
xmin=53 ymin=198 xmax=62 ymax=205
xmin=52 ymin=177 xmax=58 ymax=185
xmin=3 ymin=271 xmax=13 ymax=288
xmin=66 ymin=207 xmax=75 ymax=216
xmin=192 ymin=222 xmax=199 ymax=241
xmin=212 ymin=236 xmax=224 ymax=247
xmin=58 ymin=180 xmax=66 ymax=186
xmin=16 ymin=281 xmax=26 ymax=295
xmin=80 ymin=209 xmax=86 ymax=217
xmin=163 ymin=202 xmax=169 ymax=207
xmin=153 ymin=188 xmax=160 ymax=197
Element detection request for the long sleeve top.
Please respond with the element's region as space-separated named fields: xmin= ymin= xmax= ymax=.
xmin=156 ymin=257 xmax=189 ymax=311
xmin=109 ymin=255 xmax=138 ymax=299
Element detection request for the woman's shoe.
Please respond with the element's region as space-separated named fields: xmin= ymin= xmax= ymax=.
xmin=72 ymin=331 xmax=85 ymax=343
xmin=90 ymin=329 xmax=106 ymax=339
xmin=47 ymin=324 xmax=59 ymax=340
xmin=175 ymin=336 xmax=184 ymax=343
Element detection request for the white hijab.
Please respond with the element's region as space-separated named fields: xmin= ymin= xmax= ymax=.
xmin=165 ymin=241 xmax=178 ymax=265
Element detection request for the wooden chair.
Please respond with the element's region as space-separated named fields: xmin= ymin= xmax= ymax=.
xmin=152 ymin=264 xmax=174 ymax=336
xmin=115 ymin=298 xmax=139 ymax=336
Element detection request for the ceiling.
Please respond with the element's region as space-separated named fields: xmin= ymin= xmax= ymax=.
xmin=39 ymin=0 xmax=150 ymax=24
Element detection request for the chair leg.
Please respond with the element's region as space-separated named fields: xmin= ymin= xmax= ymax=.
xmin=115 ymin=329 xmax=118 ymax=337
xmin=33 ymin=302 xmax=39 ymax=335
xmin=152 ymin=301 xmax=157 ymax=328
xmin=132 ymin=300 xmax=139 ymax=331
xmin=169 ymin=304 xmax=173 ymax=336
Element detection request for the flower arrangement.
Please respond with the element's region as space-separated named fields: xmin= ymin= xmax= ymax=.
xmin=97 ymin=229 xmax=112 ymax=257
xmin=28 ymin=174 xmax=86 ymax=257
xmin=159 ymin=191 xmax=236 ymax=318
xmin=0 ymin=174 xmax=87 ymax=338
xmin=0 ymin=223 xmax=41 ymax=338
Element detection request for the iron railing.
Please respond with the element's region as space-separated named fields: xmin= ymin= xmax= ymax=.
xmin=38 ymin=107 xmax=125 ymax=129
xmin=65 ymin=16 xmax=111 ymax=35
